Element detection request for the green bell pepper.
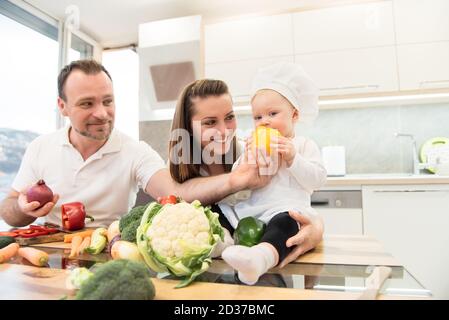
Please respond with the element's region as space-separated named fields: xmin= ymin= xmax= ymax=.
xmin=234 ymin=217 xmax=266 ymax=247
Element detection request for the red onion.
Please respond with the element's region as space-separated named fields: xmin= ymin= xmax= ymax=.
xmin=26 ymin=179 xmax=54 ymax=209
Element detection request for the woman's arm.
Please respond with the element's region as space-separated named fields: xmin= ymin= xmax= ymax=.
xmin=278 ymin=210 xmax=324 ymax=268
xmin=145 ymin=150 xmax=273 ymax=206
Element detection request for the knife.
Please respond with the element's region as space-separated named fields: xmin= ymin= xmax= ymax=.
xmin=42 ymin=222 xmax=73 ymax=233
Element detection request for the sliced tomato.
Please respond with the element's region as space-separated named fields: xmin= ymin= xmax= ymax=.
xmin=15 ymin=229 xmax=34 ymax=235
xmin=158 ymin=195 xmax=178 ymax=205
xmin=29 ymin=225 xmax=58 ymax=233
xmin=43 ymin=228 xmax=59 ymax=234
xmin=0 ymin=231 xmax=18 ymax=237
xmin=18 ymin=230 xmax=49 ymax=238
xmin=29 ymin=225 xmax=46 ymax=230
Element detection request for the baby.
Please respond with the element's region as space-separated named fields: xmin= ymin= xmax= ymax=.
xmin=218 ymin=62 xmax=327 ymax=285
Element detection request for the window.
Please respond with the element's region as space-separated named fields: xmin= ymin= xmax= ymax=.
xmin=68 ymin=33 xmax=94 ymax=62
xmin=0 ymin=3 xmax=60 ymax=200
xmin=0 ymin=1 xmax=98 ymax=203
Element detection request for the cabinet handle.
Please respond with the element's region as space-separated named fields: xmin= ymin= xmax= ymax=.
xmin=419 ymin=80 xmax=449 ymax=88
xmin=320 ymin=84 xmax=380 ymax=92
xmin=311 ymin=200 xmax=330 ymax=206
xmin=373 ymin=190 xmax=449 ymax=193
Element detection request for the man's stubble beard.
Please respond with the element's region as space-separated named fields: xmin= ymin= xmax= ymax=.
xmin=74 ymin=121 xmax=114 ymax=141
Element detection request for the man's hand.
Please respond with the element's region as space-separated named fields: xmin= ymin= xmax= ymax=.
xmin=279 ymin=211 xmax=324 ymax=268
xmin=17 ymin=187 xmax=59 ymax=218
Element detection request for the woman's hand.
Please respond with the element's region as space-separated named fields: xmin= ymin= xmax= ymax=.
xmin=229 ymin=138 xmax=274 ymax=191
xmin=246 ymin=136 xmax=280 ymax=177
xmin=279 ymin=211 xmax=324 ymax=268
xmin=271 ymin=136 xmax=296 ymax=167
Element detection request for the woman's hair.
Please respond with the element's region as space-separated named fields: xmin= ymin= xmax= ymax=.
xmin=169 ymin=79 xmax=237 ymax=183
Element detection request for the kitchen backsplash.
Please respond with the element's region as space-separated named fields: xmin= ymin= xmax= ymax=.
xmin=139 ymin=102 xmax=449 ymax=175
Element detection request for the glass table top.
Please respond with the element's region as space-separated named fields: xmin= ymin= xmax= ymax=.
xmin=15 ymin=247 xmax=431 ymax=299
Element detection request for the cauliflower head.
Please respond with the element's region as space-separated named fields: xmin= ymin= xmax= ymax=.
xmin=137 ymin=200 xmax=224 ymax=288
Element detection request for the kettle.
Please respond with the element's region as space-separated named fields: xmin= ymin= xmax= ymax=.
xmin=321 ymin=146 xmax=346 ymax=177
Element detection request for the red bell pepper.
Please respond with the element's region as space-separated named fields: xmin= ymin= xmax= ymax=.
xmin=61 ymin=202 xmax=94 ymax=231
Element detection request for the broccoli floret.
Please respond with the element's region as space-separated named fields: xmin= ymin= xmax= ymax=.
xmin=75 ymin=259 xmax=156 ymax=300
xmin=119 ymin=204 xmax=149 ymax=243
xmin=119 ymin=204 xmax=148 ymax=231
xmin=120 ymin=219 xmax=141 ymax=242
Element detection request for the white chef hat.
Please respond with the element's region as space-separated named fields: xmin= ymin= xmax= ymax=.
xmin=251 ymin=62 xmax=319 ymax=123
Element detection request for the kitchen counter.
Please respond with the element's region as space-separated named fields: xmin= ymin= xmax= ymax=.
xmin=325 ymin=173 xmax=449 ymax=187
xmin=0 ymin=235 xmax=432 ymax=300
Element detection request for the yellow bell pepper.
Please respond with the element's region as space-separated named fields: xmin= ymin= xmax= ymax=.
xmin=252 ymin=126 xmax=281 ymax=155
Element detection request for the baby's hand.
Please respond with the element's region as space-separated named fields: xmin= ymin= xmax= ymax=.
xmin=271 ymin=136 xmax=296 ymax=167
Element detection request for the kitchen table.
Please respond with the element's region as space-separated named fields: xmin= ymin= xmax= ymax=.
xmin=0 ymin=235 xmax=432 ymax=300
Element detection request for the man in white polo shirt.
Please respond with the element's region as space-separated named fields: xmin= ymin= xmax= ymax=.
xmin=0 ymin=59 xmax=269 ymax=228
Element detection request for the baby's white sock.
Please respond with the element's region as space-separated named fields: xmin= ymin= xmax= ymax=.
xmin=222 ymin=244 xmax=276 ymax=285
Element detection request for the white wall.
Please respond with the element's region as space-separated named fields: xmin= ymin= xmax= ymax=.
xmin=102 ymin=49 xmax=139 ymax=140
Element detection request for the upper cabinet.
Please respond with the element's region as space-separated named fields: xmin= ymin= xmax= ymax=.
xmin=204 ymin=14 xmax=293 ymax=64
xmin=205 ymin=56 xmax=295 ymax=103
xmin=394 ymin=0 xmax=449 ymax=44
xmin=204 ymin=0 xmax=449 ymax=103
xmin=292 ymin=1 xmax=395 ymax=53
xmin=397 ymin=42 xmax=449 ymax=91
xmin=296 ymin=46 xmax=398 ymax=96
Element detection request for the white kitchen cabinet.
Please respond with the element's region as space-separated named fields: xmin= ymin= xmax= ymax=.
xmin=295 ymin=46 xmax=399 ymax=96
xmin=203 ymin=1 xmax=449 ymax=101
xmin=397 ymin=42 xmax=449 ymax=91
xmin=292 ymin=1 xmax=395 ymax=54
xmin=205 ymin=56 xmax=294 ymax=103
xmin=393 ymin=0 xmax=449 ymax=44
xmin=312 ymin=189 xmax=363 ymax=235
xmin=204 ymin=13 xmax=294 ymax=64
xmin=314 ymin=208 xmax=363 ymax=235
xmin=362 ymin=184 xmax=449 ymax=299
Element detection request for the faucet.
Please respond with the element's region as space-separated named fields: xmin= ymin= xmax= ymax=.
xmin=395 ymin=133 xmax=420 ymax=175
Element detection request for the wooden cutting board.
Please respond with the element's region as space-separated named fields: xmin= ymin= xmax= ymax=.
xmin=14 ymin=232 xmax=67 ymax=246
xmin=12 ymin=227 xmax=94 ymax=246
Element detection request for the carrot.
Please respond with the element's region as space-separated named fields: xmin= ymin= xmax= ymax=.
xmin=0 ymin=243 xmax=19 ymax=263
xmin=78 ymin=236 xmax=91 ymax=255
xmin=69 ymin=235 xmax=83 ymax=258
xmin=63 ymin=229 xmax=94 ymax=243
xmin=18 ymin=247 xmax=49 ymax=267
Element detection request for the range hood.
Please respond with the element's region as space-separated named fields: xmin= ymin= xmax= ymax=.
xmin=138 ymin=15 xmax=201 ymax=121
